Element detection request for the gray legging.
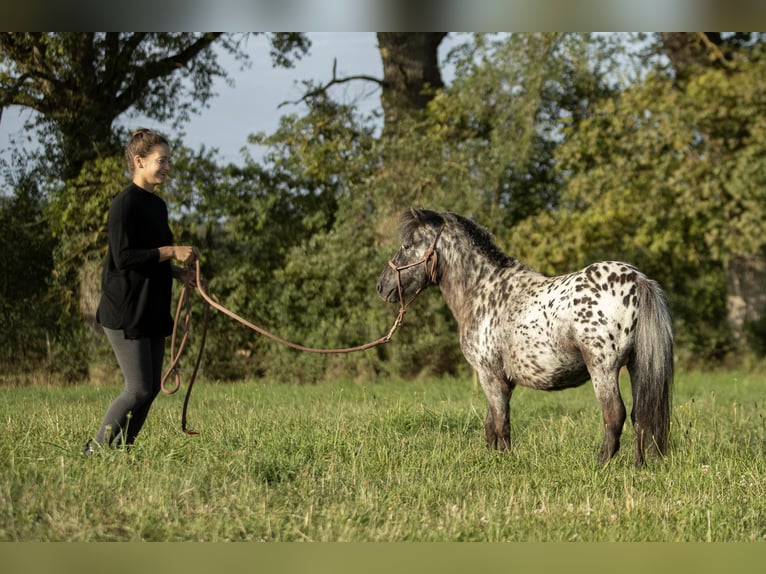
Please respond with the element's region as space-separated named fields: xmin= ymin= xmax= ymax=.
xmin=94 ymin=327 xmax=166 ymax=447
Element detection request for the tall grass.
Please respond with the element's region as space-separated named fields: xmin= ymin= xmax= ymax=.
xmin=0 ymin=370 xmax=763 ymax=541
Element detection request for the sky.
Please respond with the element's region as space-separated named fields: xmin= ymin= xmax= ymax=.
xmin=0 ymin=32 xmax=463 ymax=168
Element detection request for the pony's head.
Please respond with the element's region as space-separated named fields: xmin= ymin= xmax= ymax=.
xmin=376 ymin=209 xmax=446 ymax=303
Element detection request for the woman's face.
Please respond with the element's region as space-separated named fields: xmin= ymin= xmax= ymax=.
xmin=134 ymin=143 xmax=171 ymax=189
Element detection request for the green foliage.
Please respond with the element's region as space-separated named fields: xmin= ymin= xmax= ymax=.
xmin=0 ymin=32 xmax=310 ymax=381
xmin=511 ymin=74 xmax=725 ymax=357
xmin=177 ymin=101 xmax=378 ymax=381
xmin=512 ymin=49 xmax=766 ymax=360
xmin=0 ymin=172 xmax=56 ymax=370
xmin=4 ymin=32 xmax=766 ymax=381
xmin=379 ymin=33 xmax=624 ymax=231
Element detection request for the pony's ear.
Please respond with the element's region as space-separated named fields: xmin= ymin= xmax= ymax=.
xmin=402 ymin=208 xmax=420 ymax=226
xmin=410 ymin=207 xmax=432 ymax=224
xmin=414 ymin=208 xmax=444 ymax=228
xmin=404 ymin=208 xmax=443 ymax=229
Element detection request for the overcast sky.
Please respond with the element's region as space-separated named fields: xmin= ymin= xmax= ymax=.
xmin=0 ymin=32 xmax=463 ymax=167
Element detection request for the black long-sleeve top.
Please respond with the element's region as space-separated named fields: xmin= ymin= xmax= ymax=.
xmin=96 ymin=183 xmax=174 ymax=339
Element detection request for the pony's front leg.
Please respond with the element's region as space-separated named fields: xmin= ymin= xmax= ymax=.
xmin=479 ymin=372 xmax=514 ymax=451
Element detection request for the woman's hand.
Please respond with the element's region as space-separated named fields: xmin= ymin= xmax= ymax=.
xmin=176 ymin=267 xmax=198 ymax=289
xmin=159 ymin=245 xmax=198 ymax=264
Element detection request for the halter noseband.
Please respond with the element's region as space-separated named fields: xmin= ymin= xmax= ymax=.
xmin=387 ymin=222 xmax=445 ymax=304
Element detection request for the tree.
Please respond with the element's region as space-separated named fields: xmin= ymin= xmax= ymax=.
xmin=187 ymin=97 xmax=382 ymax=381
xmin=0 ymin=33 xmax=310 ymax=181
xmin=376 ymin=33 xmax=447 ymax=134
xmin=0 ymin=169 xmax=56 ymax=372
xmin=656 ymin=32 xmax=766 ymax=349
xmin=658 ymin=32 xmax=765 ymax=85
xmin=0 ymin=32 xmax=311 ymax=378
xmin=513 ymin=35 xmax=766 ymax=359
xmin=0 ymin=32 xmax=312 ymax=280
xmin=215 ymin=33 xmax=630 ymax=381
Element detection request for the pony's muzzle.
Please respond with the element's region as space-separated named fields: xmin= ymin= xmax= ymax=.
xmin=376 ymin=267 xmax=400 ymax=303
xmin=376 ymin=279 xmax=398 ymax=303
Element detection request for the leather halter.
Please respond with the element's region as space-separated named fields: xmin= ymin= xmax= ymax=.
xmin=387 ymin=222 xmax=445 ymax=304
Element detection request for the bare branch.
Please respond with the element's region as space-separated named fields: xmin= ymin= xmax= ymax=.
xmin=0 ymin=72 xmax=32 ymax=122
xmin=696 ymin=32 xmax=737 ymax=69
xmin=279 ymin=58 xmax=384 ymax=108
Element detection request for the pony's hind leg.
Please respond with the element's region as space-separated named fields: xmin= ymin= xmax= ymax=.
xmin=589 ymin=366 xmax=627 ymax=464
xmin=479 ymin=372 xmax=514 ymax=451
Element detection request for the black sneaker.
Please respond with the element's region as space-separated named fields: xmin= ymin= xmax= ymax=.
xmin=82 ymin=439 xmax=101 ymax=457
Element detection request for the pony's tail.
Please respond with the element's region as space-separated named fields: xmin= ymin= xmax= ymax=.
xmin=630 ymin=277 xmax=674 ymax=466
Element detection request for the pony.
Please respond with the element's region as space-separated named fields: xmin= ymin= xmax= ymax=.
xmin=376 ymin=209 xmax=673 ymax=466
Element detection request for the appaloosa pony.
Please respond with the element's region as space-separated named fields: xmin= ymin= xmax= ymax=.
xmin=377 ymin=209 xmax=673 ymax=466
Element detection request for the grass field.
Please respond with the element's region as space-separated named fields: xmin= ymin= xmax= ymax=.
xmin=0 ymin=369 xmax=763 ymax=541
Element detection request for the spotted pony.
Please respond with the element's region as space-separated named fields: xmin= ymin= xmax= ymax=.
xmin=377 ymin=209 xmax=673 ymax=466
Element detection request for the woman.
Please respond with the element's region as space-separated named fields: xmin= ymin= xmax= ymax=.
xmin=84 ymin=128 xmax=197 ymax=454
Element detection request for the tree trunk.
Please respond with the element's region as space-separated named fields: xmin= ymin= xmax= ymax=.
xmin=725 ymin=251 xmax=766 ymax=347
xmin=659 ymin=33 xmax=723 ymax=82
xmin=377 ymin=33 xmax=447 ymax=135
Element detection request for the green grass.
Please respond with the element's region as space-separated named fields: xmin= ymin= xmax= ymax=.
xmin=0 ymin=370 xmax=764 ymax=541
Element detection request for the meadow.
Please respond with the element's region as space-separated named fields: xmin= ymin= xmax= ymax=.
xmin=0 ymin=369 xmax=763 ymax=542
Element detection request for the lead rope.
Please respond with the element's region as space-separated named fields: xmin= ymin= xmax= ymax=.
xmin=161 ymin=224 xmax=444 ymax=434
xmin=160 ymin=263 xmax=209 ymax=434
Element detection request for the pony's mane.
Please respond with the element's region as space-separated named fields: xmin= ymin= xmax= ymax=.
xmin=401 ymin=209 xmax=518 ymax=268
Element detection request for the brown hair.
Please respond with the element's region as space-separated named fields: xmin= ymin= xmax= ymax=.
xmin=125 ymin=128 xmax=170 ymax=174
